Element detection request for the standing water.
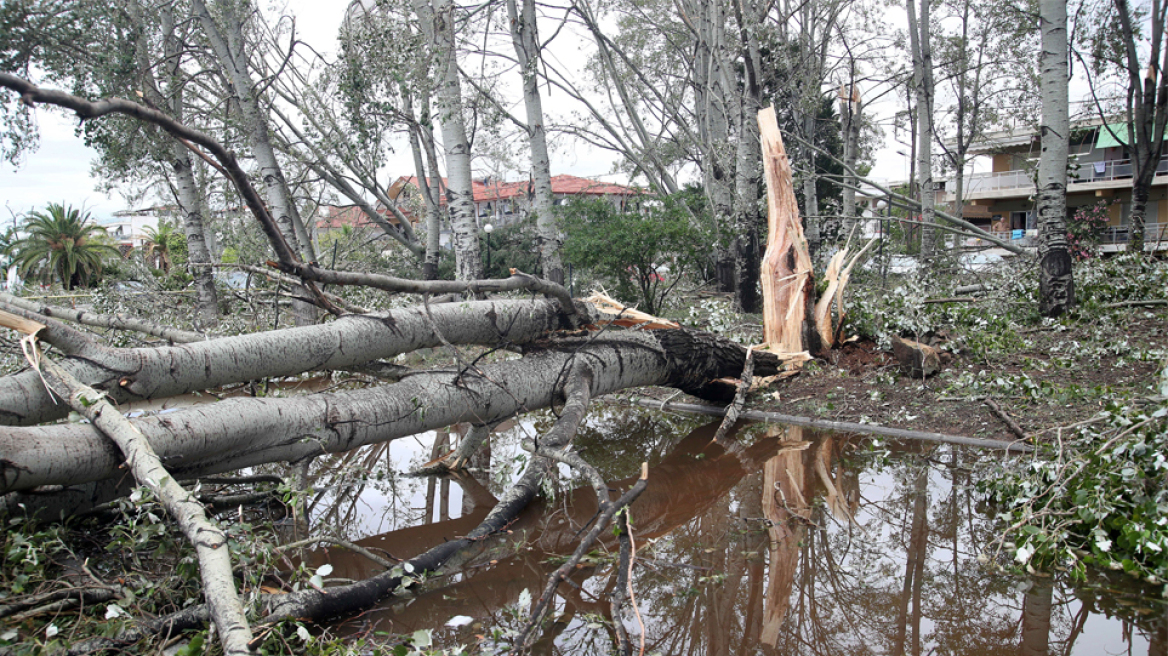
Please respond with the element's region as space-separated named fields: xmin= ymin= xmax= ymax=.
xmin=302 ymin=405 xmax=1166 ymax=654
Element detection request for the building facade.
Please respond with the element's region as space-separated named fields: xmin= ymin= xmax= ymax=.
xmin=939 ymin=121 xmax=1167 ymax=251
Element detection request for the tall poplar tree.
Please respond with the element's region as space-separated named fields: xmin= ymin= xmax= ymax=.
xmin=1037 ymin=0 xmax=1075 ymax=315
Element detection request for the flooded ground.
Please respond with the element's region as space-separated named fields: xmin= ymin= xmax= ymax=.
xmin=299 ymin=405 xmax=1167 ymax=654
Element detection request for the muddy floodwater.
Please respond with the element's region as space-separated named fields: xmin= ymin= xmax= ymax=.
xmin=298 ymin=405 xmax=1167 ymax=654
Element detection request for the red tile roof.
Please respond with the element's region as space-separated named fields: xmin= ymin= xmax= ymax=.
xmin=388 ymin=174 xmax=640 ymax=206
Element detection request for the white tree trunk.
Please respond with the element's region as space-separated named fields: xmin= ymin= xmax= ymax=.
xmin=507 ymin=0 xmax=562 ymax=283
xmin=0 ymin=330 xmax=769 ymax=494
xmin=840 ymin=86 xmax=861 ymax=220
xmin=907 ymin=0 xmax=937 ymax=258
xmin=192 ymin=0 xmax=317 ymax=323
xmin=1037 ymin=0 xmax=1074 ymax=315
xmin=0 ymin=299 xmax=585 ymax=426
xmin=412 ymin=0 xmax=481 ymax=282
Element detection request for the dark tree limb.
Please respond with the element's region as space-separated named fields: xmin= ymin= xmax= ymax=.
xmin=269 ymin=263 xmax=577 ymax=318
xmin=0 ymin=73 xmax=298 ymax=267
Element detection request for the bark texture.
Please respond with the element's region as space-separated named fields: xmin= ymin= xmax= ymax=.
xmin=507 ymin=0 xmax=563 ymax=284
xmin=412 ymin=0 xmax=481 ymax=282
xmin=0 ymin=329 xmax=777 ymax=493
xmin=40 ymin=357 xmax=253 ymax=655
xmin=0 ymin=299 xmax=586 ymax=427
xmin=907 ymin=0 xmax=937 ymax=259
xmin=1037 ymin=0 xmax=1075 ymax=316
xmin=192 ymin=0 xmax=316 ymax=325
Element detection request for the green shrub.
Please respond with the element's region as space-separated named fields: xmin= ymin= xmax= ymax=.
xmin=561 ymin=195 xmax=708 ymax=315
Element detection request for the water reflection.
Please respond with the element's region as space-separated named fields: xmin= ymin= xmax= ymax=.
xmin=306 ymin=409 xmax=1165 ymax=655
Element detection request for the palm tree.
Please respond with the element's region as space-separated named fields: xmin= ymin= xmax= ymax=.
xmin=142 ymin=221 xmax=178 ymax=275
xmin=8 ymin=203 xmax=120 ymax=290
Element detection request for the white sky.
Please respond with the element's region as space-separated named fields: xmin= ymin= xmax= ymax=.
xmin=0 ymin=1 xmax=947 ymax=222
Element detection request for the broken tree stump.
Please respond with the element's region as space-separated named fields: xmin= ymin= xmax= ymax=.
xmin=759 ymin=107 xmax=819 ymax=359
xmin=891 ymin=336 xmax=942 ymax=377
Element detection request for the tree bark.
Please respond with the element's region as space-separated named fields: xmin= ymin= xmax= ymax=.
xmin=731 ymin=0 xmax=764 ymax=313
xmin=0 ymin=298 xmax=586 ymax=427
xmin=38 ymin=356 xmax=253 ymax=655
xmin=507 ymin=0 xmax=563 ymax=284
xmin=1037 ymin=0 xmax=1075 ymax=316
xmin=412 ymin=0 xmax=481 ymax=282
xmin=839 ymin=85 xmax=861 ymax=221
xmin=0 ymin=329 xmax=778 ymax=494
xmin=192 ymin=0 xmax=317 ymax=324
xmin=907 ymin=0 xmax=937 ymax=259
xmin=1112 ymin=0 xmax=1168 ymax=253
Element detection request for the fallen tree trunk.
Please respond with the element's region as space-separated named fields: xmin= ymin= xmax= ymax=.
xmin=0 ymin=329 xmax=777 ymax=494
xmin=0 ymin=298 xmax=591 ymax=427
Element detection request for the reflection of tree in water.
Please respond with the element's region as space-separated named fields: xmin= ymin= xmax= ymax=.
xmin=304 ymin=410 xmax=1165 ymax=655
xmin=567 ymin=405 xmax=704 ymax=480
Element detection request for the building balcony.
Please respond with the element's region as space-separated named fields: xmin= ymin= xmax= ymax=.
xmin=942 ymin=158 xmax=1168 ymax=201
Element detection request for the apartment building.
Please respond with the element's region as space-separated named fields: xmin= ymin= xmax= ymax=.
xmin=938 ymin=121 xmax=1167 ymax=251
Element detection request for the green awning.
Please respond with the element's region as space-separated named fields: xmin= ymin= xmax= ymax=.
xmin=1094 ymin=123 xmax=1168 ymax=148
xmin=1095 ymin=123 xmax=1131 ymax=149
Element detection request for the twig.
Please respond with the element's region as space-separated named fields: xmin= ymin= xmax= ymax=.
xmin=628 ymin=397 xmax=1032 ymax=452
xmin=275 ymin=537 xmax=395 ymax=570
xmin=518 ymin=464 xmax=650 ymax=650
xmin=0 ymin=587 xmax=120 ymax=620
xmin=985 ymin=398 xmax=1027 ymax=439
xmin=1101 ymin=299 xmax=1168 ymax=308
xmin=923 ymin=297 xmax=980 ymax=304
xmin=0 ymin=292 xmax=205 ymax=343
xmin=712 ymin=345 xmax=755 ymax=443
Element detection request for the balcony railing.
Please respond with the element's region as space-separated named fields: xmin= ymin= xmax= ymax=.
xmin=961 ymin=169 xmax=1034 ymax=194
xmin=987 ymin=223 xmax=1165 ymax=246
xmin=957 ymin=158 xmax=1168 ymax=194
xmin=1102 ymin=222 xmax=1165 ymax=245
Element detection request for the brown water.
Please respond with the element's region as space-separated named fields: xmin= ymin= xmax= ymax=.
xmin=299 ymin=406 xmax=1167 ymax=655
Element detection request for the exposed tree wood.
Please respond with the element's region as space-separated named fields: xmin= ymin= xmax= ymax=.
xmin=583 ymin=292 xmax=680 ymax=329
xmin=891 ymin=336 xmax=942 ymax=377
xmin=0 ymin=329 xmax=781 ymax=494
xmin=758 ymin=107 xmax=818 ymax=358
xmin=758 ymin=108 xmax=873 ymax=359
xmin=628 ymin=396 xmax=1033 ymax=451
xmin=812 ymin=233 xmax=877 ymax=347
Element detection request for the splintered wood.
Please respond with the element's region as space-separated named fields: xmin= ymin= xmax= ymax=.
xmin=582 ymin=292 xmax=680 ymax=330
xmin=758 ymin=107 xmax=816 ymax=359
xmin=758 ymin=106 xmax=874 ymax=360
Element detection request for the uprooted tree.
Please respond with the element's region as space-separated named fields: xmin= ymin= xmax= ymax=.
xmin=0 ymin=74 xmax=815 ymax=654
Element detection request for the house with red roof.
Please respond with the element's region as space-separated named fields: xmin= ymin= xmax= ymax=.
xmin=387 ymin=174 xmax=643 ymax=228
xmin=314 ymin=174 xmax=643 ymax=248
